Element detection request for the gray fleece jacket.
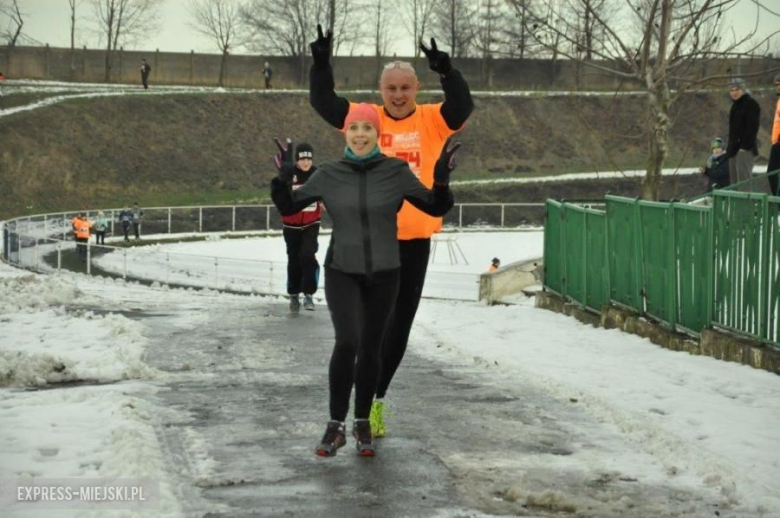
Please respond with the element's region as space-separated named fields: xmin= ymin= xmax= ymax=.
xmin=271 ymin=154 xmax=453 ymax=276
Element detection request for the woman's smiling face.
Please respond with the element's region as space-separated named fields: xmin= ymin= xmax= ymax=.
xmin=345 ymin=120 xmax=378 ymax=157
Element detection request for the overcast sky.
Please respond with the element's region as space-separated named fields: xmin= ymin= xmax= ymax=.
xmin=13 ymin=0 xmax=780 ymax=59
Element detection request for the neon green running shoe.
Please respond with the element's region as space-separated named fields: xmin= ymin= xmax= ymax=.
xmin=369 ymin=400 xmax=386 ymax=438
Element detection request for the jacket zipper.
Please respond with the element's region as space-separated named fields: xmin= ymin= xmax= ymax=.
xmin=359 ymin=163 xmax=373 ymax=278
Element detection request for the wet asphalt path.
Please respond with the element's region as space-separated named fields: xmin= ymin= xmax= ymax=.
xmin=133 ymin=296 xmax=730 ymax=518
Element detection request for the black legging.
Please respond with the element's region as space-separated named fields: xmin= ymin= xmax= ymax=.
xmin=325 ymin=267 xmax=400 ymax=421
xmin=283 ymin=224 xmax=320 ymax=295
xmin=375 ymin=238 xmax=430 ymax=399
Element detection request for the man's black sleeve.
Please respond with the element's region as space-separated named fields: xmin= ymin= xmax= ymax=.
xmin=310 ymin=63 xmax=350 ymax=129
xmin=745 ymin=98 xmax=761 ymax=152
xmin=439 ymin=69 xmax=474 ymax=131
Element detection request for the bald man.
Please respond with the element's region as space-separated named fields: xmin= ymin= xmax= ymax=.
xmin=309 ymin=26 xmax=473 ymax=438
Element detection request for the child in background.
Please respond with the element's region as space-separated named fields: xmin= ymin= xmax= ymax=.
xmin=699 ymin=138 xmax=731 ymax=191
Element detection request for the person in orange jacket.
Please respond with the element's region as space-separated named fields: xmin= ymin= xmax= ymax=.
xmin=488 ymin=257 xmax=501 ymax=272
xmin=309 ymin=26 xmax=474 ymax=438
xmin=71 ymin=212 xmax=92 ymax=261
xmin=768 ymin=73 xmax=780 ymax=195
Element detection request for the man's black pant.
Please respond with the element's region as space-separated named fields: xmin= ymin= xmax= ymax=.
xmin=325 ymin=267 xmax=400 ymax=421
xmin=75 ymin=237 xmax=88 ymax=260
xmin=141 ymin=74 xmax=149 ymax=89
xmin=283 ymin=224 xmax=320 ymax=295
xmin=122 ymin=222 xmax=130 ymax=242
xmin=95 ymin=231 xmax=106 ymax=245
xmin=132 ymin=222 xmax=140 ymax=239
xmin=375 ymin=238 xmax=430 ymax=399
xmin=768 ymin=142 xmax=780 ymax=196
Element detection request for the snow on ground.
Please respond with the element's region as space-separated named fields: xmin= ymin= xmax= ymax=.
xmin=90 ymin=230 xmax=544 ymax=300
xmin=413 ymin=300 xmax=780 ymax=515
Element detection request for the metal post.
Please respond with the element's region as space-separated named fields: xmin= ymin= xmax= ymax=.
xmin=199 ymin=207 xmax=203 ymax=233
xmin=266 ymin=206 xmax=271 ymax=230
xmin=86 ymin=242 xmax=91 ymax=275
xmin=123 ymin=249 xmax=127 ymax=280
xmin=57 ymin=243 xmax=62 ymax=272
xmin=166 ymin=253 xmax=170 ymax=285
xmin=168 ymin=208 xmax=172 ymax=234
xmin=459 ymin=205 xmax=463 ymax=229
xmin=35 ymin=239 xmax=39 ymax=272
xmin=44 ymin=215 xmax=48 ymax=237
xmin=232 ymin=207 xmax=236 ymax=232
xmin=500 ymin=205 xmax=505 ymax=228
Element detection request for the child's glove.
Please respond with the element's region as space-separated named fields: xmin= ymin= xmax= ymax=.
xmin=273 ymin=138 xmax=296 ymax=182
xmin=433 ymin=139 xmax=462 ymax=186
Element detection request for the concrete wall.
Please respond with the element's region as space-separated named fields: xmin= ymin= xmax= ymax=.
xmin=479 ymin=257 xmax=543 ymax=304
xmin=2 ymin=45 xmax=779 ymax=91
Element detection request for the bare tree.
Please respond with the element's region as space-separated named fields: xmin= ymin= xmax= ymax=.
xmin=520 ymin=0 xmax=780 ymax=199
xmin=69 ymin=0 xmax=82 ymax=73
xmin=241 ymin=0 xmax=365 ymax=85
xmin=402 ymin=0 xmax=438 ymax=63
xmin=429 ymin=0 xmax=475 ymax=58
xmin=91 ymin=0 xmax=161 ymax=82
xmin=189 ymin=0 xmax=248 ymax=87
xmin=0 ymin=0 xmax=24 ymax=47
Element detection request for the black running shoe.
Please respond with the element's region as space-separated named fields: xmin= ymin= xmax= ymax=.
xmin=315 ymin=421 xmax=346 ymax=457
xmin=352 ymin=419 xmax=375 ymax=457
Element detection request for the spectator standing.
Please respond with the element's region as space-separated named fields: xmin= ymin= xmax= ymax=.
xmin=140 ymin=59 xmax=152 ymax=90
xmin=93 ymin=210 xmax=109 ymax=245
xmin=488 ymin=257 xmax=500 ymax=272
xmin=309 ymin=26 xmax=473 ymax=439
xmin=263 ymin=62 xmax=273 ymax=89
xmin=768 ymin=73 xmax=780 ymax=196
xmin=279 ymin=142 xmax=322 ymax=312
xmin=726 ymin=78 xmax=761 ymax=186
xmin=131 ymin=203 xmax=144 ymax=240
xmin=699 ymin=138 xmax=731 ymax=191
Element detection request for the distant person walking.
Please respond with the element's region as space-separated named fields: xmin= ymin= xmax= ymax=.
xmin=263 ymin=62 xmax=273 ymax=89
xmin=71 ymin=211 xmax=91 ymax=260
xmin=118 ymin=206 xmax=133 ymax=243
xmin=768 ymin=73 xmax=780 ymax=196
xmin=726 ymin=78 xmax=761 ymax=186
xmin=131 ymin=203 xmax=144 ymax=240
xmin=279 ymin=142 xmax=322 ymax=312
xmin=140 ymin=59 xmax=151 ymax=90
xmin=93 ymin=211 xmax=109 ymax=245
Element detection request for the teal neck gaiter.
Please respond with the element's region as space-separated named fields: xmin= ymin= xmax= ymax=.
xmin=344 ymin=145 xmax=381 ymax=162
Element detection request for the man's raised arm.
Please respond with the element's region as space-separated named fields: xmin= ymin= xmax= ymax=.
xmin=309 ymin=24 xmax=350 ymax=129
xmin=420 ymin=38 xmax=474 ymax=131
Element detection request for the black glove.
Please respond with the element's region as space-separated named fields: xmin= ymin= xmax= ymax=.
xmin=433 ymin=139 xmax=462 ymax=185
xmin=273 ymin=138 xmax=296 ymax=182
xmin=419 ymin=38 xmax=452 ymax=75
xmin=310 ymin=24 xmax=332 ymax=67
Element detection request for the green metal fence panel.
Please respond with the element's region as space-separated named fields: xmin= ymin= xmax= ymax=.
xmin=765 ymin=197 xmax=780 ymax=344
xmin=606 ymin=196 xmax=642 ymax=312
xmin=673 ymin=204 xmax=712 ymax=335
xmin=712 ymin=192 xmax=768 ymax=339
xmin=584 ymin=209 xmax=609 ymax=312
xmin=638 ymin=201 xmax=676 ymax=327
xmin=562 ymin=204 xmax=586 ymax=304
xmin=544 ymin=201 xmax=564 ymax=295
